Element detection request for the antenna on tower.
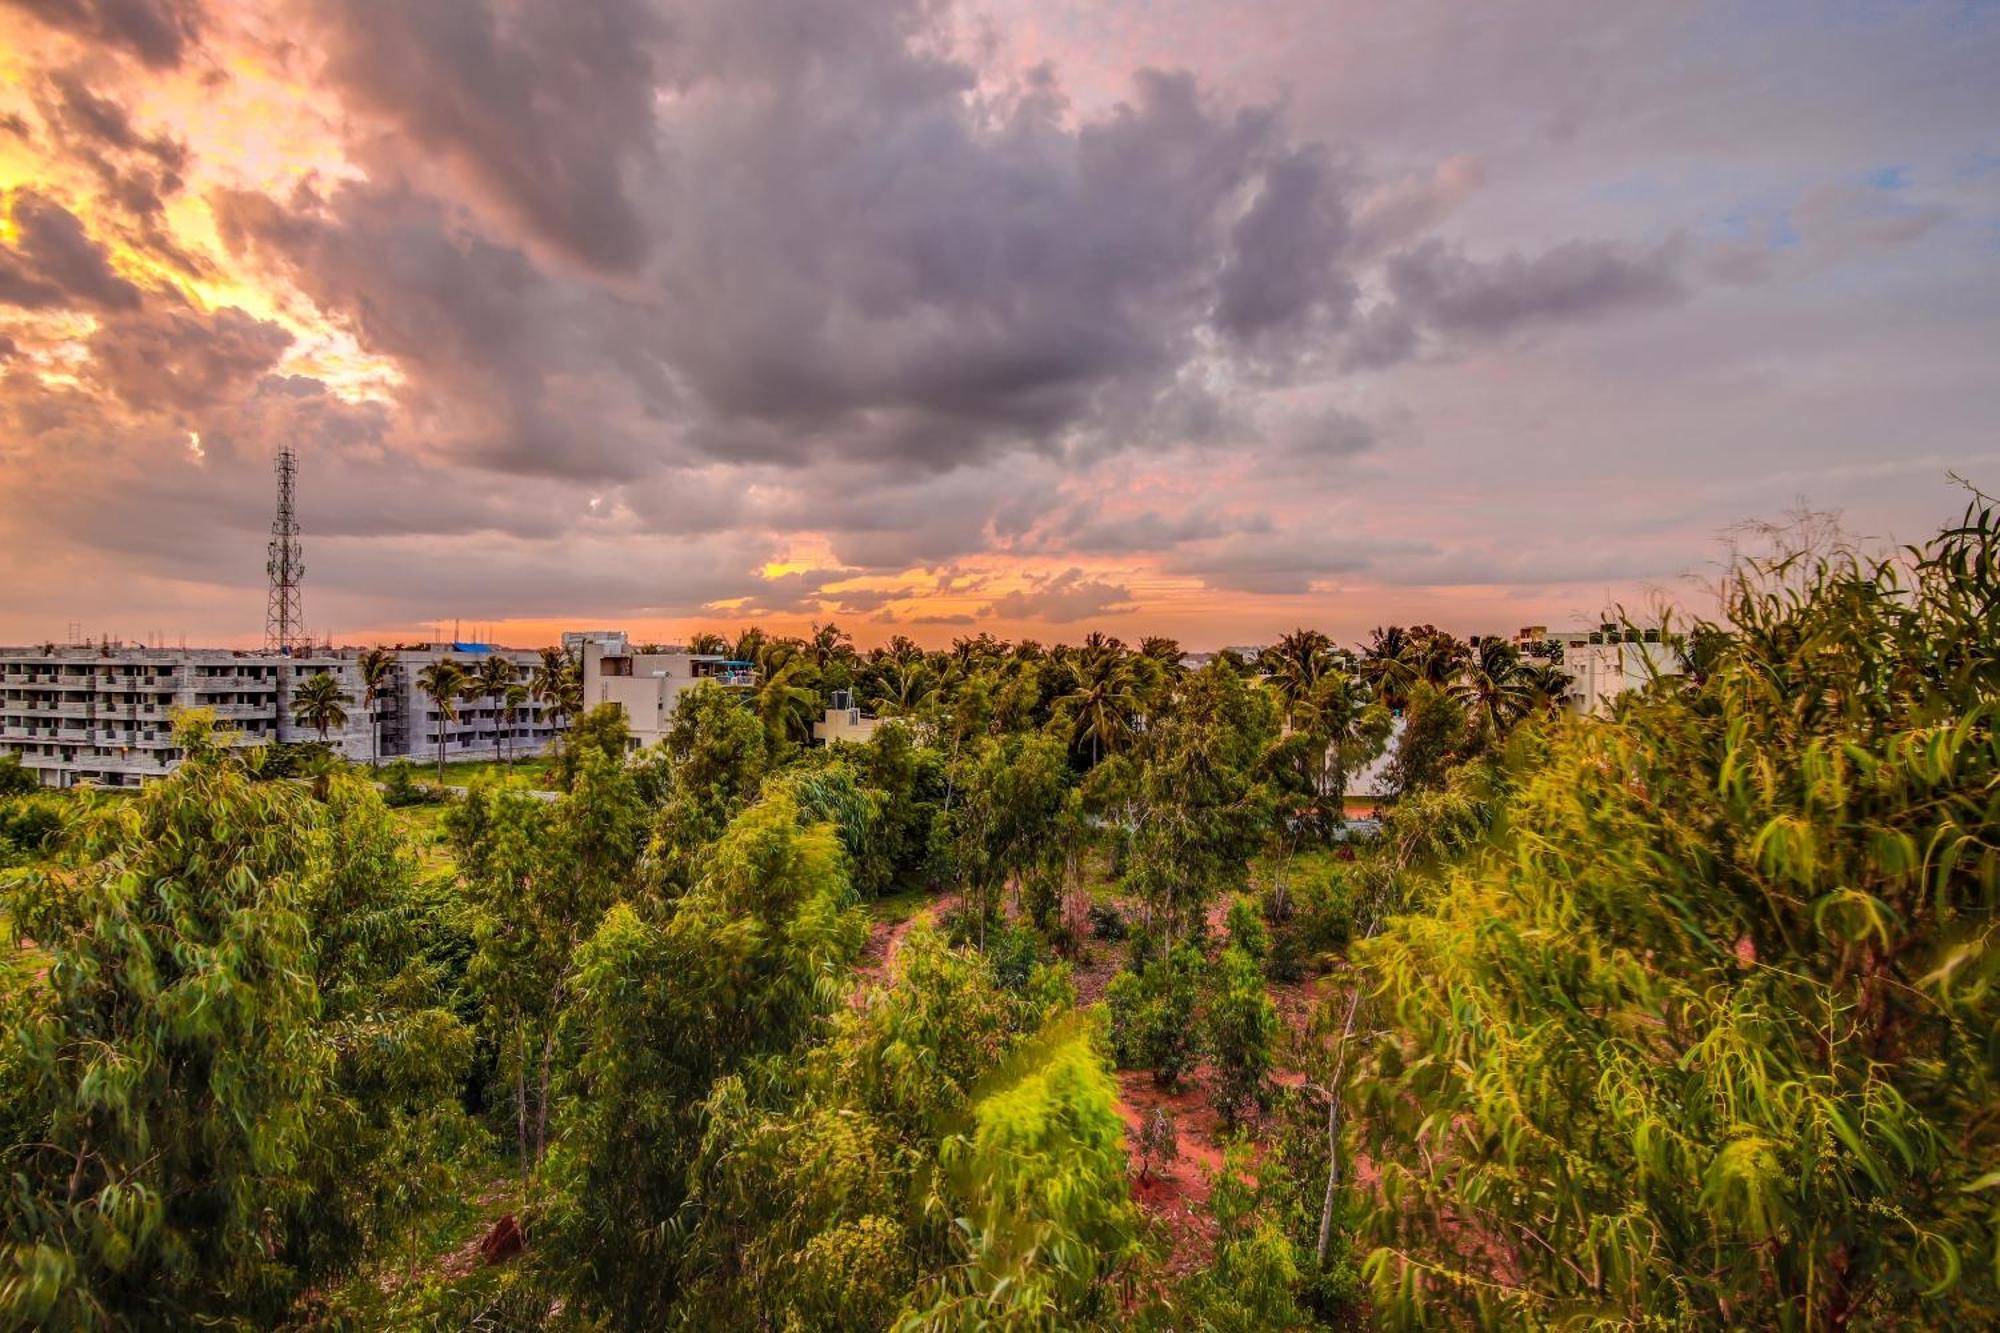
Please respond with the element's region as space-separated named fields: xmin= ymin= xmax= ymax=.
xmin=265 ymin=446 xmax=305 ymax=654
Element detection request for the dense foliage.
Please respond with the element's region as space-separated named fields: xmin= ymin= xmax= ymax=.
xmin=4 ymin=501 xmax=1996 ymax=1330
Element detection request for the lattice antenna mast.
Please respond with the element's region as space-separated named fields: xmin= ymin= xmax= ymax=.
xmin=265 ymin=446 xmax=305 ymax=653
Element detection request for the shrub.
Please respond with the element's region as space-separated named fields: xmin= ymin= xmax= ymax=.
xmin=1105 ymin=942 xmax=1204 ymax=1087
xmin=1137 ymin=1108 xmax=1181 ymax=1184
xmin=380 ymin=759 xmax=440 ymax=808
xmin=1204 ymin=945 xmax=1278 ymax=1127
xmin=1088 ymin=900 xmax=1128 ymax=941
xmin=1224 ymin=893 xmax=1269 ymax=961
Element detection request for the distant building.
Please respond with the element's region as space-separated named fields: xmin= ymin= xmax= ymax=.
xmin=812 ymin=690 xmax=884 ymax=746
xmin=1512 ymin=623 xmax=1684 ymax=717
xmin=562 ymin=629 xmax=628 ymax=657
xmin=578 ymin=637 xmax=753 ymax=749
xmin=0 ymin=640 xmax=558 ymax=788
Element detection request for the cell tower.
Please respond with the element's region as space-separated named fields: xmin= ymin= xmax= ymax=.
xmin=265 ymin=446 xmax=305 ymax=653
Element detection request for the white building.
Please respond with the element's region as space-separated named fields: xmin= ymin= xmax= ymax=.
xmin=579 ymin=638 xmax=753 ymax=749
xmin=1512 ymin=624 xmax=1684 ymax=717
xmin=0 ymin=640 xmax=561 ymax=788
xmin=812 ymin=690 xmax=885 ymax=746
xmin=0 ymin=644 xmax=368 ymax=787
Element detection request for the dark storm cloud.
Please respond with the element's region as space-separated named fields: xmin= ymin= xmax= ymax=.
xmin=86 ymin=305 xmax=293 ymax=411
xmin=0 ymin=190 xmax=144 ymax=311
xmin=37 ymin=70 xmax=189 ymax=218
xmin=300 ymin=0 xmax=663 ymax=272
xmin=1214 ymin=146 xmax=1354 ymax=342
xmin=1383 ymin=236 xmax=1687 ymax=341
xmin=3 ymin=0 xmax=203 ymax=69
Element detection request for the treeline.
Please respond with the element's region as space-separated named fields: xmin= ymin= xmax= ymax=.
xmin=3 ymin=499 xmax=1996 ymax=1329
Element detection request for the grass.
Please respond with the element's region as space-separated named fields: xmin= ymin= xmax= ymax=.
xmin=418 ymin=757 xmax=557 ymax=790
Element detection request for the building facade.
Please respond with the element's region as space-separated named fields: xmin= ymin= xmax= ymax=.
xmin=1512 ymin=623 xmax=1684 ymax=717
xmin=0 ymin=641 xmax=561 ymax=787
xmin=579 ymin=638 xmax=754 ymax=749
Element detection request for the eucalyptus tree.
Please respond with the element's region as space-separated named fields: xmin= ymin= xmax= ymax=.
xmin=414 ymin=658 xmax=467 ymax=781
xmin=0 ymin=719 xmax=471 ymax=1328
xmin=290 ymin=669 xmax=352 ymax=742
xmin=356 ymin=646 xmax=397 ymax=766
xmin=948 ymin=731 xmax=1072 ymax=943
xmin=1355 ymin=502 xmax=2000 ymax=1328
xmin=546 ymin=789 xmax=866 ymax=1324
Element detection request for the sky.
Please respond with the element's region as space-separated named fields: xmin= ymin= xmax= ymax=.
xmin=0 ymin=0 xmax=1995 ymax=651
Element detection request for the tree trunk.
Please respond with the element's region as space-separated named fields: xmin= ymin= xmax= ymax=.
xmin=535 ymin=1026 xmax=555 ymax=1160
xmin=515 ymin=1025 xmax=530 ymax=1189
xmin=1316 ymin=981 xmax=1366 ymax=1264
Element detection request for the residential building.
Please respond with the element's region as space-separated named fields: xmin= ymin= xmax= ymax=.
xmin=0 ymin=640 xmax=561 ymax=788
xmin=812 ymin=689 xmax=885 ymax=745
xmin=1513 ymin=623 xmax=1684 ymax=716
xmin=579 ymin=637 xmax=754 ymax=749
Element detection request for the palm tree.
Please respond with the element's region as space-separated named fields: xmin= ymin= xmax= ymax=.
xmin=1359 ymin=625 xmax=1418 ymax=712
xmin=356 ymin=646 xmax=397 ymax=766
xmin=872 ymin=659 xmax=936 ymax=717
xmin=416 ymin=658 xmax=468 ymax=783
xmin=808 ymin=622 xmax=854 ymax=670
xmin=687 ymin=631 xmax=730 ymax=656
xmin=291 ymin=671 xmax=352 ymax=743
xmin=1261 ymin=627 xmax=1337 ymax=715
xmin=473 ymin=654 xmax=517 ymax=761
xmin=1059 ymin=649 xmax=1138 ymax=766
xmin=530 ymin=647 xmax=580 ymax=736
xmin=500 ymin=682 xmax=531 ymax=767
xmin=753 ymin=652 xmax=821 ymax=751
xmin=1451 ymin=638 xmax=1536 ymax=738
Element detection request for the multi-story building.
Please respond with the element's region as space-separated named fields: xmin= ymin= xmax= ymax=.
xmin=579 ymin=638 xmax=754 ymax=749
xmin=0 ymin=640 xmax=563 ymax=787
xmin=0 ymin=644 xmax=369 ymax=787
xmin=1512 ymin=623 xmax=1683 ymax=717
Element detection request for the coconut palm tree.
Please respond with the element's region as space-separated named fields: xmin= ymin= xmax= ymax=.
xmin=291 ymin=671 xmax=352 ymax=743
xmin=500 ymin=682 xmax=531 ymax=767
xmin=1451 ymin=638 xmax=1537 ymax=738
xmin=356 ymin=646 xmax=397 ymax=766
xmin=473 ymin=654 xmax=517 ymax=760
xmin=1260 ymin=627 xmax=1337 ymax=714
xmin=1059 ymin=648 xmax=1139 ymax=766
xmin=687 ymin=631 xmax=730 ymax=656
xmin=530 ymin=648 xmax=580 ymax=735
xmin=872 ymin=659 xmax=936 ymax=717
xmin=752 ymin=652 xmax=821 ymax=751
xmin=416 ymin=659 xmax=468 ymax=783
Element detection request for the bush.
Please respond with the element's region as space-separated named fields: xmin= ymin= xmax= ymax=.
xmin=1204 ymin=945 xmax=1278 ymax=1127
xmin=1105 ymin=942 xmax=1204 ymax=1087
xmin=1224 ymin=893 xmax=1269 ymax=961
xmin=0 ymin=754 xmax=38 ymax=798
xmin=380 ymin=759 xmax=441 ymax=808
xmin=1088 ymin=900 xmax=1128 ymax=941
xmin=1137 ymin=1108 xmax=1181 ymax=1184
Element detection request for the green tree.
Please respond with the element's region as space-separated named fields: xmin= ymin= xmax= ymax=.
xmin=415 ymin=658 xmax=468 ymax=782
xmin=0 ymin=753 xmax=39 ymax=797
xmin=1205 ymin=944 xmax=1279 ymax=1128
xmin=1126 ymin=662 xmax=1278 ymax=936
xmin=470 ymin=653 xmax=517 ymax=759
xmin=898 ymin=1016 xmax=1143 ymax=1328
xmin=0 ymin=721 xmax=469 ymax=1327
xmin=546 ymin=788 xmax=866 ymax=1324
xmin=290 ymin=669 xmax=352 ymax=742
xmin=1356 ymin=503 xmax=2000 ymax=1328
xmin=948 ymin=732 xmax=1071 ymax=944
xmin=355 ymin=646 xmax=397 ymax=767
xmin=648 ymin=682 xmax=769 ymax=891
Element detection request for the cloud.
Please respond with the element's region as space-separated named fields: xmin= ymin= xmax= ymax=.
xmin=984 ymin=567 xmax=1137 ymax=622
xmin=2 ymin=0 xmax=203 ymax=69
xmin=87 ymin=305 xmax=293 ymax=411
xmin=1384 ymin=236 xmax=1687 ymax=342
xmin=1161 ymin=532 xmax=1386 ymax=596
xmin=36 ymin=70 xmax=190 ymax=218
xmin=0 ymin=189 xmax=145 ymax=311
